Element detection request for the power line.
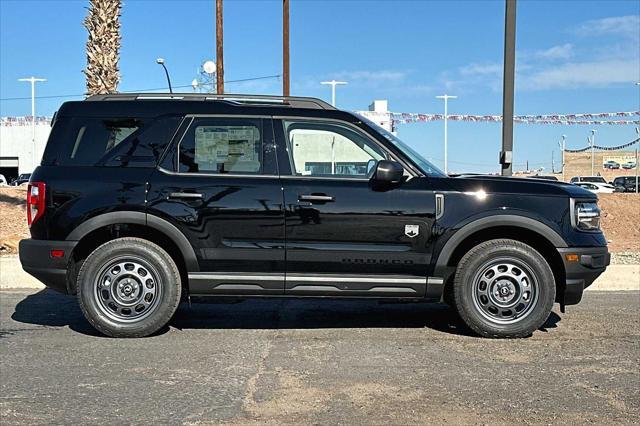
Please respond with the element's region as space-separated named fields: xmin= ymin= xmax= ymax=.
xmin=0 ymin=74 xmax=282 ymax=102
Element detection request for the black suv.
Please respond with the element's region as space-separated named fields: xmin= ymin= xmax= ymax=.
xmin=20 ymin=93 xmax=610 ymax=338
xmin=612 ymin=176 xmax=639 ymax=193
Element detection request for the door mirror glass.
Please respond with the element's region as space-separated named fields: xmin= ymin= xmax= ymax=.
xmin=372 ymin=160 xmax=404 ymax=184
xmin=366 ymin=159 xmax=377 ymax=178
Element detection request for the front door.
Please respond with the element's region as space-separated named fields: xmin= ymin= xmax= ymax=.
xmin=148 ymin=116 xmax=285 ymax=295
xmin=274 ymin=118 xmax=436 ymax=297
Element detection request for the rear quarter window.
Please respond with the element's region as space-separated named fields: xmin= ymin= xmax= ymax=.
xmin=43 ymin=116 xmax=181 ymax=167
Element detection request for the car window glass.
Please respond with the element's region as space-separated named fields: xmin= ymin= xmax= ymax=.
xmin=284 ymin=120 xmax=386 ymax=177
xmin=179 ymin=118 xmax=262 ymax=174
xmin=58 ymin=118 xmax=144 ymax=166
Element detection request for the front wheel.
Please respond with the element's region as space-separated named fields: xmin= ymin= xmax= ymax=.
xmin=77 ymin=237 xmax=181 ymax=338
xmin=453 ymin=239 xmax=555 ymax=338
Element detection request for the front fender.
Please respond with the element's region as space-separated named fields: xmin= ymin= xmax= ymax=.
xmin=432 ymin=213 xmax=567 ymax=278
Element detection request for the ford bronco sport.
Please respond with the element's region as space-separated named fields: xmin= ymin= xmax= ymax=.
xmin=20 ymin=93 xmax=610 ymax=338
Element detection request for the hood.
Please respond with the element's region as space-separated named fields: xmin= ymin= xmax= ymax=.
xmin=444 ymin=174 xmax=596 ymax=198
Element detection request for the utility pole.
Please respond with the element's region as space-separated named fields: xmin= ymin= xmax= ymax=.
xmin=18 ymin=77 xmax=46 ymax=170
xmin=436 ymin=94 xmax=457 ymax=175
xmin=320 ymin=80 xmax=347 ymax=107
xmin=500 ymin=0 xmax=517 ymax=176
xmin=216 ymin=0 xmax=224 ymax=94
xmin=590 ymin=129 xmax=596 ymax=176
xmin=283 ymin=0 xmax=290 ymax=96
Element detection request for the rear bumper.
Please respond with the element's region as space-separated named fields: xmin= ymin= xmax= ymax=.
xmin=557 ymin=246 xmax=610 ymax=306
xmin=19 ymin=239 xmax=77 ymax=294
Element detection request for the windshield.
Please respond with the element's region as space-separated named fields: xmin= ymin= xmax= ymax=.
xmin=359 ymin=117 xmax=446 ymax=176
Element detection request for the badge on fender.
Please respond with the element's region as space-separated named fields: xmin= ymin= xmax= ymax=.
xmin=405 ymin=224 xmax=419 ymax=238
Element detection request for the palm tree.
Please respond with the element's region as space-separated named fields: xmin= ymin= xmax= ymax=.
xmin=83 ymin=0 xmax=121 ymax=95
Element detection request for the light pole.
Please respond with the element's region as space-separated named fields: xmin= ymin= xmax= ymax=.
xmin=635 ymin=127 xmax=639 ymax=194
xmin=558 ymin=134 xmax=566 ymax=181
xmin=18 ymin=77 xmax=46 ymax=170
xmin=320 ymin=80 xmax=347 ymax=107
xmin=436 ymin=94 xmax=457 ymax=175
xmin=156 ymin=58 xmax=173 ymax=93
xmin=590 ymin=129 xmax=596 ymax=176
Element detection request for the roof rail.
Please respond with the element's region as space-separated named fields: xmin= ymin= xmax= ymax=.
xmin=84 ymin=93 xmax=336 ymax=110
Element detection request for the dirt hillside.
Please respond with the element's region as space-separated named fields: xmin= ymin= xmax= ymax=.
xmin=1 ymin=187 xmax=638 ymax=255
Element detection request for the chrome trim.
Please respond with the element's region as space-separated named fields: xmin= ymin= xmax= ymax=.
xmin=286 ymin=274 xmax=425 ymax=284
xmin=188 ymin=273 xmax=425 ymax=285
xmin=189 ymin=273 xmax=284 ymax=281
xmin=158 ymin=166 xmax=279 ymax=179
xmin=435 ymin=193 xmax=445 ymax=220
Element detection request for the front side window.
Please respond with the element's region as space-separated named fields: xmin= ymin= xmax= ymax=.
xmin=284 ymin=120 xmax=386 ymax=178
xmin=178 ymin=118 xmax=262 ymax=174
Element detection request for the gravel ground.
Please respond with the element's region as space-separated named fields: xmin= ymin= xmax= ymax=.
xmin=1 ymin=289 xmax=638 ymax=425
xmin=611 ymin=252 xmax=640 ymax=265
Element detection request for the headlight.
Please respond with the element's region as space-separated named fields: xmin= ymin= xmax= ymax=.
xmin=572 ymin=200 xmax=600 ymax=231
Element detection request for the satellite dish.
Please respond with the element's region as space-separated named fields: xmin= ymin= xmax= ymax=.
xmin=203 ymin=60 xmax=216 ymax=74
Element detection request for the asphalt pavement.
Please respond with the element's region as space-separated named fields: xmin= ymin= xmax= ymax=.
xmin=1 ymin=289 xmax=638 ymax=424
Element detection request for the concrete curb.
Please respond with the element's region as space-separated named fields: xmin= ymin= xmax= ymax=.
xmin=1 ymin=255 xmax=638 ymax=291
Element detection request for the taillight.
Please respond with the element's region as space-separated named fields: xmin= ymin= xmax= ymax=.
xmin=27 ymin=182 xmax=46 ymax=227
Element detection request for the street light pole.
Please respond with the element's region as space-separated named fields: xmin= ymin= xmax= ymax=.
xmin=635 ymin=127 xmax=639 ymax=194
xmin=558 ymin=134 xmax=566 ymax=182
xmin=18 ymin=77 xmax=46 ymax=170
xmin=436 ymin=94 xmax=457 ymax=175
xmin=155 ymin=58 xmax=173 ymax=93
xmin=320 ymin=80 xmax=347 ymax=106
xmin=590 ymin=129 xmax=596 ymax=176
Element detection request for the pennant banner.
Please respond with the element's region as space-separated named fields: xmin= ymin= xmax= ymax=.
xmin=357 ymin=110 xmax=640 ymax=126
xmin=0 ymin=116 xmax=52 ymax=126
xmin=564 ymin=138 xmax=638 ymax=153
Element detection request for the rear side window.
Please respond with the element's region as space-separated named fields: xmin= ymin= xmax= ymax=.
xmin=178 ymin=117 xmax=263 ymax=174
xmin=48 ymin=116 xmax=181 ymax=167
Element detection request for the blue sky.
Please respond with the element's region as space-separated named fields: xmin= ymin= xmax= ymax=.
xmin=1 ymin=0 xmax=639 ymax=173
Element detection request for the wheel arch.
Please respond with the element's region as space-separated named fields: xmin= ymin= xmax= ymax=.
xmin=65 ymin=212 xmax=199 ymax=294
xmin=434 ymin=215 xmax=567 ymax=301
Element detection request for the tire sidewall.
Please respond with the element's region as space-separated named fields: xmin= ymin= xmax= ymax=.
xmin=77 ymin=238 xmax=181 ymax=337
xmin=454 ymin=240 xmax=555 ymax=337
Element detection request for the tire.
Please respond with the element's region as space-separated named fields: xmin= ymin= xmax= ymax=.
xmin=453 ymin=239 xmax=555 ymax=338
xmin=77 ymin=237 xmax=181 ymax=338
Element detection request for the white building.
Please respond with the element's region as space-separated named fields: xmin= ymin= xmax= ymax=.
xmin=0 ymin=117 xmax=51 ymax=180
xmin=354 ymin=100 xmax=395 ymax=134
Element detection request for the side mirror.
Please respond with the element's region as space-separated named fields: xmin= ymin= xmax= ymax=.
xmin=372 ymin=160 xmax=404 ymax=184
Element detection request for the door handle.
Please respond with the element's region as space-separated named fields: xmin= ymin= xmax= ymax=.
xmin=168 ymin=192 xmax=203 ymax=200
xmin=298 ymin=194 xmax=335 ymax=203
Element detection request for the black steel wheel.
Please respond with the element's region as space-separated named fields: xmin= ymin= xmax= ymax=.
xmin=453 ymin=239 xmax=555 ymax=338
xmin=77 ymin=237 xmax=181 ymax=338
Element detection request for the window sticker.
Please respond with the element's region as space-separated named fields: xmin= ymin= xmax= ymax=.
xmin=195 ymin=127 xmax=229 ymax=164
xmin=228 ymin=128 xmax=257 ymax=162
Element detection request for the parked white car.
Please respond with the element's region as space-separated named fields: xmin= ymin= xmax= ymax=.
xmin=574 ymin=182 xmax=615 ymax=194
xmin=0 ymin=174 xmax=7 ymax=186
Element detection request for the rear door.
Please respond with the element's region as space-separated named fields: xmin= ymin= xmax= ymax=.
xmin=274 ymin=118 xmax=436 ymax=297
xmin=147 ymin=115 xmax=285 ymax=295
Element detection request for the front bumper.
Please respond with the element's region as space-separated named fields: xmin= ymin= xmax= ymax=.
xmin=19 ymin=239 xmax=77 ymax=294
xmin=557 ymin=246 xmax=610 ymax=306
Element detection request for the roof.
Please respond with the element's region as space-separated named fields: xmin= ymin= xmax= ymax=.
xmin=56 ymin=93 xmax=356 ymax=121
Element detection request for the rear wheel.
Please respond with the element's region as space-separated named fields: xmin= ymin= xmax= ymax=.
xmin=77 ymin=237 xmax=181 ymax=337
xmin=453 ymin=239 xmax=555 ymax=338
